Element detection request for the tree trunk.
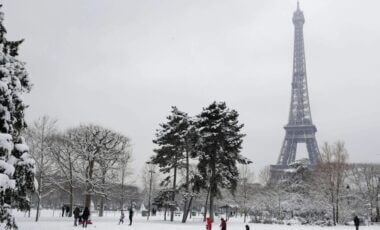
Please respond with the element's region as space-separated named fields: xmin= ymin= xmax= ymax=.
xmin=147 ymin=169 xmax=153 ymax=220
xmin=181 ymin=149 xmax=190 ymax=223
xmin=99 ymin=197 xmax=105 ymax=217
xmin=164 ymin=207 xmax=167 ymax=221
xmin=203 ymin=186 xmax=210 ymax=222
xmin=35 ymin=174 xmax=42 ymax=222
xmin=35 ymin=195 xmax=41 ymax=222
xmin=183 ymin=196 xmax=193 ymax=223
xmin=69 ymin=162 xmax=73 ymax=217
xmin=332 ymin=205 xmax=336 ymax=226
xmin=85 ymin=160 xmax=95 ymax=208
xmin=99 ymin=172 xmax=106 ymax=217
xmin=120 ymin=168 xmax=125 ymax=210
xmin=69 ymin=185 xmax=73 ymax=218
xmin=170 ymin=165 xmax=177 ymax=222
xmin=209 ymin=161 xmax=216 ymax=222
xmin=209 ymin=189 xmax=214 ymax=222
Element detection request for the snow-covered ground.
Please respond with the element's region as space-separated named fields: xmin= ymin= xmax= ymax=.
xmin=13 ymin=210 xmax=380 ymax=230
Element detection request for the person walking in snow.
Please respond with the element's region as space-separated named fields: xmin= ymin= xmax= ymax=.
xmin=128 ymin=207 xmax=134 ymax=226
xmin=62 ymin=205 xmax=65 ymax=217
xmin=119 ymin=210 xmax=125 ymax=225
xmin=206 ymin=217 xmax=212 ymax=230
xmin=73 ymin=207 xmax=81 ymax=226
xmin=245 ymin=225 xmax=250 ymax=230
xmin=220 ymin=218 xmax=227 ymax=230
xmin=82 ymin=207 xmax=90 ymax=228
xmin=354 ymin=216 xmax=360 ymax=230
xmin=66 ymin=205 xmax=70 ymax=217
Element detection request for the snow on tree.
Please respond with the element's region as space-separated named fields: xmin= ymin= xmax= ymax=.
xmin=150 ymin=106 xmax=197 ymax=222
xmin=0 ymin=4 xmax=35 ymax=229
xmin=195 ymin=101 xmax=251 ymax=221
xmin=68 ymin=124 xmax=130 ymax=210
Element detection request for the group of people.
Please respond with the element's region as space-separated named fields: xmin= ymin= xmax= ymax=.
xmin=206 ymin=217 xmax=250 ymax=230
xmin=73 ymin=206 xmax=90 ymax=228
xmin=119 ymin=208 xmax=134 ymax=225
xmin=61 ymin=205 xmax=70 ymax=217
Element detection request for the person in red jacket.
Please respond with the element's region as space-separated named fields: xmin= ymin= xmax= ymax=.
xmin=220 ymin=218 xmax=226 ymax=230
xmin=206 ymin=217 xmax=212 ymax=230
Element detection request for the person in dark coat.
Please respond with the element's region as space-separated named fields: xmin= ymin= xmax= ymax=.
xmin=66 ymin=206 xmax=70 ymax=217
xmin=73 ymin=207 xmax=80 ymax=226
xmin=245 ymin=225 xmax=250 ymax=230
xmin=128 ymin=207 xmax=134 ymax=226
xmin=220 ymin=218 xmax=226 ymax=230
xmin=62 ymin=205 xmax=65 ymax=217
xmin=82 ymin=207 xmax=90 ymax=228
xmin=354 ymin=216 xmax=360 ymax=230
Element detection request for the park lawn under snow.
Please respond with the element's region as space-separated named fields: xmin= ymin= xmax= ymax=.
xmin=13 ymin=210 xmax=379 ymax=230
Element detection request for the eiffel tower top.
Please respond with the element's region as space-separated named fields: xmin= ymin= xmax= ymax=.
xmin=293 ymin=1 xmax=305 ymax=25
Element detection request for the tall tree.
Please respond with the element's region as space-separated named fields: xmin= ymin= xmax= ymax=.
xmin=49 ymin=132 xmax=79 ymax=218
xmin=0 ymin=4 xmax=35 ymax=229
xmin=69 ymin=124 xmax=130 ymax=209
xmin=150 ymin=106 xmax=196 ymax=221
xmin=316 ymin=141 xmax=349 ymax=225
xmin=234 ymin=165 xmax=255 ymax=223
xmin=116 ymin=148 xmax=132 ymax=210
xmin=25 ymin=116 xmax=57 ymax=222
xmin=195 ymin=101 xmax=250 ymax=221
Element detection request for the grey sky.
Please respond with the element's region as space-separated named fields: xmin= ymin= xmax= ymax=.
xmin=5 ymin=0 xmax=380 ymax=180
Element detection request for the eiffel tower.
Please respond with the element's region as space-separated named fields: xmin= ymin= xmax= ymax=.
xmin=271 ymin=2 xmax=321 ymax=179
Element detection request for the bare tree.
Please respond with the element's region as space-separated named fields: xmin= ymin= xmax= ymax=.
xmin=69 ymin=124 xmax=131 ymax=210
xmin=234 ymin=164 xmax=255 ymax=222
xmin=316 ymin=141 xmax=349 ymax=225
xmin=50 ymin=132 xmax=79 ymax=217
xmin=25 ymin=116 xmax=57 ymax=222
xmin=117 ymin=148 xmax=133 ymax=210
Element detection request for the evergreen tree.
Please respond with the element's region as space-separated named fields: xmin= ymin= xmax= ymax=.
xmin=0 ymin=4 xmax=35 ymax=229
xmin=195 ymin=101 xmax=250 ymax=221
xmin=150 ymin=106 xmax=196 ymax=222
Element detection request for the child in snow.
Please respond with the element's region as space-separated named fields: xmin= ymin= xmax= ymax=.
xmin=119 ymin=210 xmax=125 ymax=225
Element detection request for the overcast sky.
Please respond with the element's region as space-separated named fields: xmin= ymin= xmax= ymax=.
xmin=4 ymin=0 xmax=380 ymax=181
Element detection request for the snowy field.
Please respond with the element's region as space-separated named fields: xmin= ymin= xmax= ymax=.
xmin=11 ymin=210 xmax=380 ymax=230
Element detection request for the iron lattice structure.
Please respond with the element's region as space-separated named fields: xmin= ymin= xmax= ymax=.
xmin=272 ymin=3 xmax=321 ymax=176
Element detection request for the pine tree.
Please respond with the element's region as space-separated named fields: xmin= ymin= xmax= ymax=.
xmin=195 ymin=101 xmax=250 ymax=221
xmin=0 ymin=4 xmax=35 ymax=229
xmin=150 ymin=106 xmax=196 ymax=222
